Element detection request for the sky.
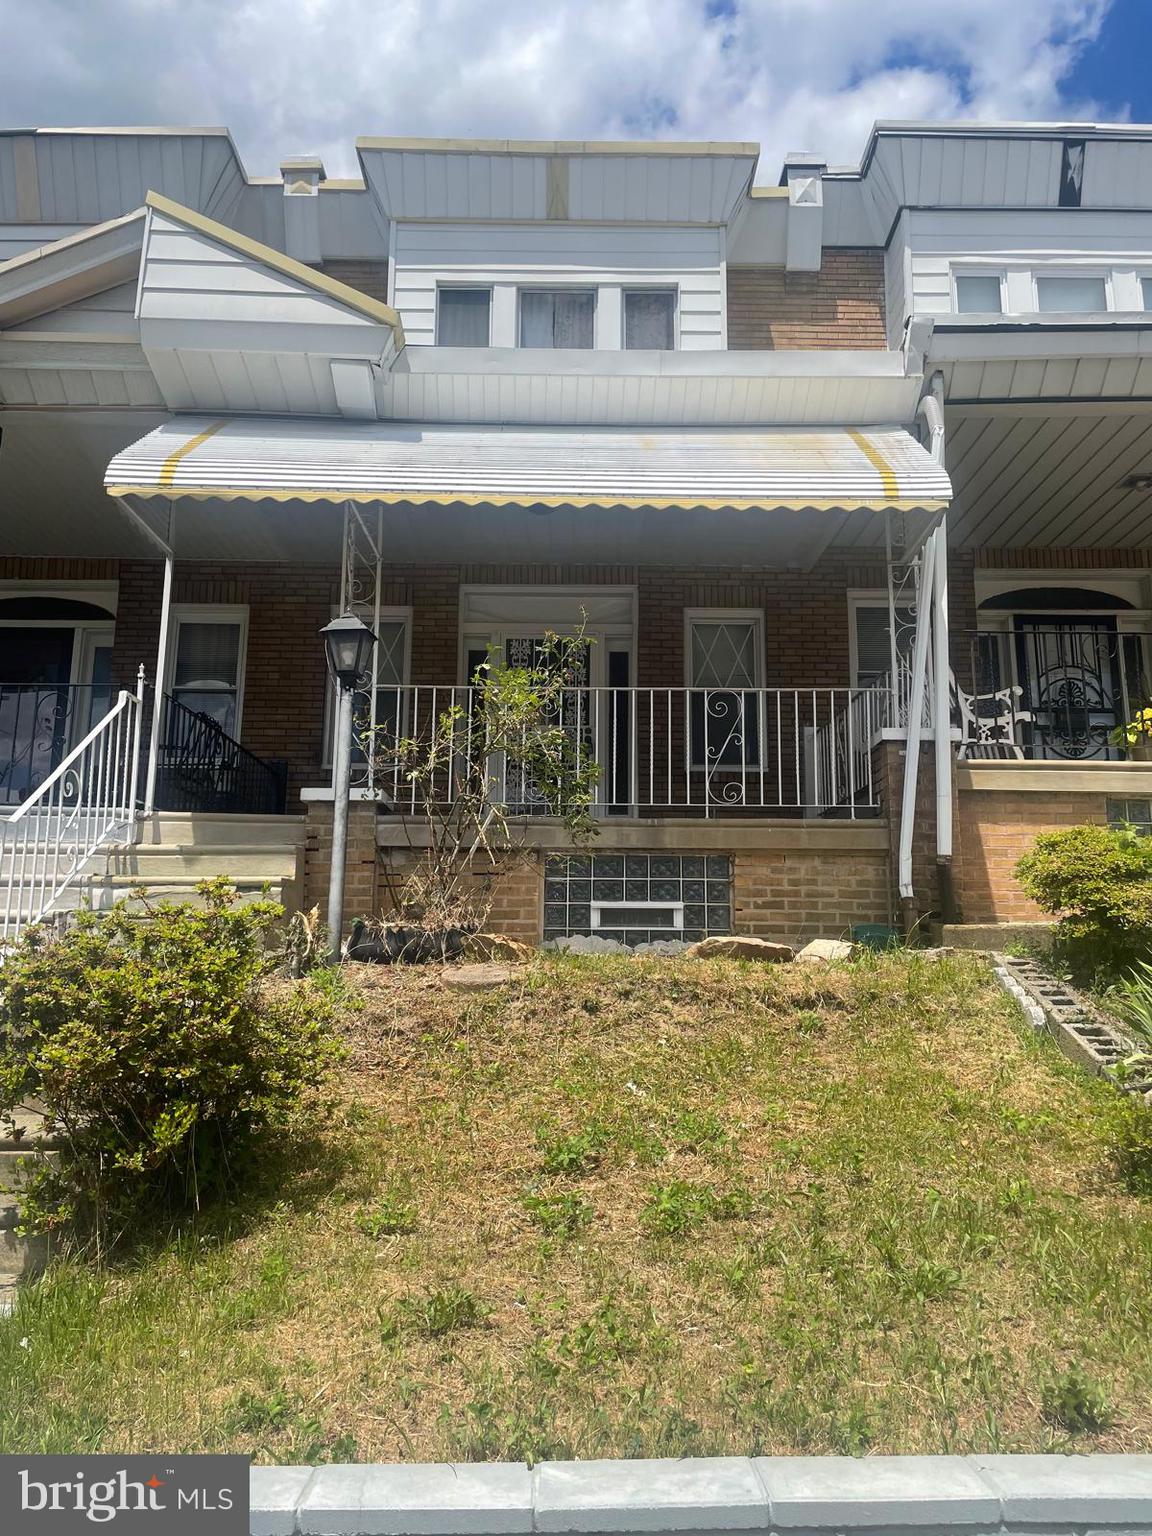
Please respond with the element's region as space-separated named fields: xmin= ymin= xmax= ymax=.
xmin=0 ymin=0 xmax=1149 ymax=181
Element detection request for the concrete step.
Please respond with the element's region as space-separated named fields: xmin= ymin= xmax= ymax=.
xmin=136 ymin=813 xmax=306 ymax=848
xmin=105 ymin=844 xmax=302 ymax=879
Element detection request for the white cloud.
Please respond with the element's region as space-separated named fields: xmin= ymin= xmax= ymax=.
xmin=0 ymin=0 xmax=1118 ymax=179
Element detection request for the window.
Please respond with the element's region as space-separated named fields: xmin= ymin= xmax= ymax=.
xmin=1108 ymin=798 xmax=1152 ymax=834
xmin=954 ymin=274 xmax=1003 ymax=315
xmin=624 ymin=289 xmax=676 ymax=349
xmin=1142 ymin=277 xmax=1152 ymax=312
xmin=437 ymin=288 xmax=491 ymax=346
xmin=169 ymin=609 xmax=247 ymax=735
xmin=1036 ymin=274 xmax=1108 ymax=313
xmin=519 ymin=289 xmax=595 ymax=348
xmin=687 ymin=613 xmax=763 ymax=768
xmin=853 ymin=602 xmax=916 ymax=689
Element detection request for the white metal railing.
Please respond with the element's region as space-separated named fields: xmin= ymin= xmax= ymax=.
xmin=364 ymin=684 xmax=895 ymax=817
xmin=1 ymin=670 xmax=144 ymax=948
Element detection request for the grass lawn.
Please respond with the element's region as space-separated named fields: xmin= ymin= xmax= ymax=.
xmin=2 ymin=949 xmax=1151 ymax=1460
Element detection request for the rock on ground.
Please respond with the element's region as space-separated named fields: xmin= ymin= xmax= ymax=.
xmin=796 ymin=938 xmax=854 ymax=963
xmin=440 ymin=963 xmax=518 ymax=991
xmin=684 ymin=936 xmax=795 ymax=963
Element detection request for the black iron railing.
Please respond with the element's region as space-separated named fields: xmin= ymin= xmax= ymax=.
xmin=152 ymin=692 xmax=287 ymax=815
xmin=0 ymin=683 xmax=115 ymax=806
xmin=962 ymin=626 xmax=1152 ymax=761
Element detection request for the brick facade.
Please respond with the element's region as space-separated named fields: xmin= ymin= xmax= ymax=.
xmin=956 ymin=787 xmax=1110 ymax=923
xmin=318 ymin=260 xmax=390 ymax=305
xmin=727 ymin=251 xmax=887 ymax=350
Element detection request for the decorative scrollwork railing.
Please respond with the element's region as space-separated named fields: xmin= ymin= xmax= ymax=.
xmin=153 ymin=693 xmax=287 ymax=816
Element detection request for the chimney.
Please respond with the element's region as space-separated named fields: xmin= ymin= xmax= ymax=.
xmin=280 ymin=155 xmax=325 ymax=265
xmin=781 ymin=153 xmax=825 ymax=273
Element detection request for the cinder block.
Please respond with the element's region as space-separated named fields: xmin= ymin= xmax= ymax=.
xmin=534 ymin=1457 xmax=768 ymax=1532
xmin=757 ymin=1455 xmax=999 ymax=1527
xmin=971 ymin=1453 xmax=1152 ymax=1524
xmin=250 ymin=1465 xmax=317 ymax=1536
xmin=354 ymin=1464 xmax=532 ymax=1535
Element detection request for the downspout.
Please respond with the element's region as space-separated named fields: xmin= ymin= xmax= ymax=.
xmin=896 ymin=377 xmax=951 ymax=929
xmin=921 ymin=376 xmax=957 ymax=924
xmin=897 ymin=530 xmax=936 ymax=924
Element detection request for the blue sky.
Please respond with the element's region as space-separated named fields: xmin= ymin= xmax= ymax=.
xmin=0 ymin=1 xmax=1147 ymax=178
xmin=1067 ymin=0 xmax=1151 ymax=119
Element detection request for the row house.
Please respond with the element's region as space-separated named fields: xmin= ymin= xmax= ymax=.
xmin=2 ymin=121 xmax=1151 ymax=945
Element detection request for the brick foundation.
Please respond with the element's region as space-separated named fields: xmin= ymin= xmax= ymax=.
xmin=956 ymin=785 xmax=1111 ymax=923
xmin=303 ymin=801 xmax=381 ymax=929
xmin=731 ymin=848 xmax=891 ymax=943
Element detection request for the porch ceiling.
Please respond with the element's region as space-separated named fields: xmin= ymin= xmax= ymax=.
xmin=948 ymin=403 xmax=1152 ymax=549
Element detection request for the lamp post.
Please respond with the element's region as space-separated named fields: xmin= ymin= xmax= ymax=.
xmin=321 ymin=612 xmax=378 ymax=962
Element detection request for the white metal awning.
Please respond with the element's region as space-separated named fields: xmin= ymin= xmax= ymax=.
xmin=105 ymin=416 xmax=951 ymax=513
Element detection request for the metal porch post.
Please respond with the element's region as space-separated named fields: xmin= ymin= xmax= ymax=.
xmin=143 ymin=509 xmax=175 ymax=816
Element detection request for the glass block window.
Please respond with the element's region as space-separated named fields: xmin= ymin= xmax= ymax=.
xmin=1107 ymin=798 xmax=1152 ymax=834
xmin=544 ymin=852 xmax=732 ymax=947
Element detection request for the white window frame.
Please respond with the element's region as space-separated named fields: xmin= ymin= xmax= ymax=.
xmin=516 ymin=285 xmax=597 ymax=349
xmin=621 ymin=286 xmax=679 ymax=350
xmin=1031 ymin=266 xmax=1114 ymax=314
xmin=950 ymin=267 xmax=1007 ymax=316
xmin=684 ymin=608 xmax=764 ymax=771
xmin=322 ymin=605 xmax=412 ymax=768
xmin=164 ymin=604 xmax=249 ymax=738
xmin=435 ymin=284 xmax=493 ymax=346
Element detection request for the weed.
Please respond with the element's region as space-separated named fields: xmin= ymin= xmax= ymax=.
xmin=399 ymin=1286 xmax=487 ymax=1337
xmin=537 ymin=1126 xmax=604 ymax=1176
xmin=520 ymin=1190 xmax=593 ymax=1237
xmin=666 ymin=1110 xmax=730 ymax=1153
xmin=356 ymin=1195 xmax=417 ymax=1238
xmin=1042 ymin=1364 xmax=1114 ymax=1433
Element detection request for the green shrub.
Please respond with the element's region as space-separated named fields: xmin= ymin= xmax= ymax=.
xmin=1015 ymin=824 xmax=1152 ymax=978
xmin=1102 ymin=1094 xmax=1152 ymax=1195
xmin=0 ymin=879 xmax=340 ymax=1246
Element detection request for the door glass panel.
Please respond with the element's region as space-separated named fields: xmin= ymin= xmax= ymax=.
xmin=0 ymin=627 xmax=75 ymax=803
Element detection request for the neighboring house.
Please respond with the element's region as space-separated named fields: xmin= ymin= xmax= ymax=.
xmin=3 ymin=121 xmax=1152 ymax=945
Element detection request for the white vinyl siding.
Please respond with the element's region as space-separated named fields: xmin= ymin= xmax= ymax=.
xmin=391 ymin=221 xmax=724 ymax=348
xmin=887 ymin=208 xmax=1152 ymax=326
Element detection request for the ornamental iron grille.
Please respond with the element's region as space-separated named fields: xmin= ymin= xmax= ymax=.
xmin=688 ymin=620 xmax=760 ymax=804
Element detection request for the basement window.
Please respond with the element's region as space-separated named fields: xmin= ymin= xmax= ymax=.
xmin=1107 ymin=798 xmax=1152 ymax=835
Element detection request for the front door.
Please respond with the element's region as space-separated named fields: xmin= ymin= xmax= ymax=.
xmin=1013 ymin=617 xmax=1123 ymax=760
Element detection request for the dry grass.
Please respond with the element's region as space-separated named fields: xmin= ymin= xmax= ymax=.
xmin=3 ymin=949 xmax=1152 ymax=1460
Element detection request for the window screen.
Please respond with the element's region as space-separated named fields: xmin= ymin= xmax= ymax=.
xmin=437 ymin=288 xmax=491 ymax=346
xmin=624 ymin=290 xmax=675 ymax=349
xmin=955 ymin=275 xmax=1002 ymax=314
xmin=172 ymin=621 xmax=242 ymax=733
xmin=520 ymin=290 xmax=595 ymax=348
xmin=1036 ymin=275 xmax=1107 ymax=313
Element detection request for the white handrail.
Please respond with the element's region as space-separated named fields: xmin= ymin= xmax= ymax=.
xmin=1 ymin=668 xmax=145 ymax=947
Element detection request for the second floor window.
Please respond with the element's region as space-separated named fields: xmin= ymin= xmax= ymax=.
xmin=624 ymin=289 xmax=676 ymax=348
xmin=955 ymin=275 xmax=1003 ymax=314
xmin=1036 ymin=274 xmax=1108 ymax=313
xmin=437 ymin=288 xmax=491 ymax=346
xmin=520 ymin=289 xmax=594 ymax=348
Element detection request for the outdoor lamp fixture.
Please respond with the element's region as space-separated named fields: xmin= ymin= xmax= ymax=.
xmin=321 ymin=612 xmax=378 ymax=961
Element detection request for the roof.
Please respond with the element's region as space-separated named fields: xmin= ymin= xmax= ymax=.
xmin=105 ymin=416 xmax=951 ymax=512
